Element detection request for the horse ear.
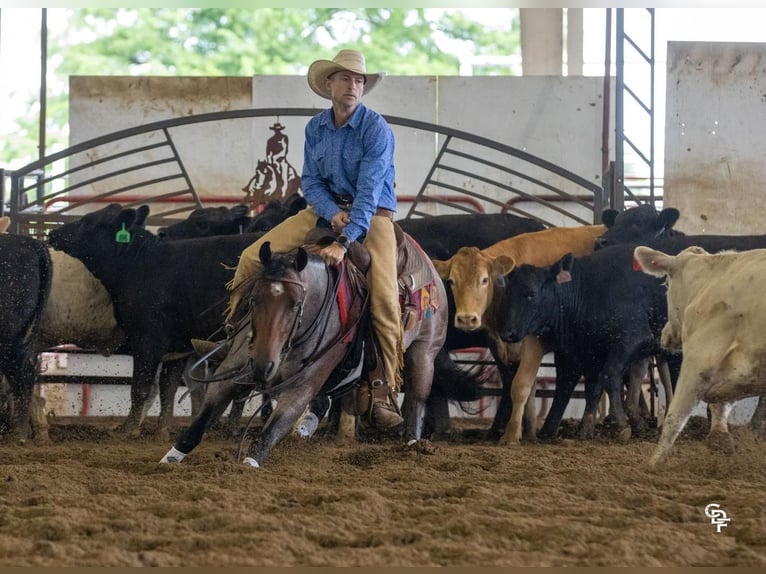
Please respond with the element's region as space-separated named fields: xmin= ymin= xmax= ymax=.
xmin=259 ymin=241 xmax=272 ymax=264
xmin=295 ymin=247 xmax=308 ymax=271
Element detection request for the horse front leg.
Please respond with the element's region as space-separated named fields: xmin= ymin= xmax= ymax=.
xmin=244 ymin=384 xmax=317 ymax=467
xmin=161 ymin=378 xmax=250 ymax=463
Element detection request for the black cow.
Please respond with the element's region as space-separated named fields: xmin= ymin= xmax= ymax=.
xmin=597 ymin=204 xmax=682 ymax=249
xmin=0 ymin=234 xmax=53 ymax=441
xmin=498 ymin=244 xmax=668 ymax=441
xmin=499 ymin=232 xmax=766 ymax=440
xmin=47 ymin=204 xmax=262 ymax=435
xmin=157 ymin=196 xmax=307 ymax=239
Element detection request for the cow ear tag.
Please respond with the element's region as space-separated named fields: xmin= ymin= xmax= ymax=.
xmin=115 ymin=223 xmax=131 ymax=243
xmin=556 ymin=270 xmax=572 ymax=284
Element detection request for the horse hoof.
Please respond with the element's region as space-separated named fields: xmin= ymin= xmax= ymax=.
xmin=404 ymin=439 xmax=438 ymax=455
xmin=617 ymin=426 xmax=632 ymax=443
xmin=706 ymin=430 xmax=736 ymax=455
xmin=159 ymin=446 xmax=187 ymax=463
xmin=497 ymin=434 xmax=521 ymax=447
xmin=242 ymin=457 xmax=260 ymax=468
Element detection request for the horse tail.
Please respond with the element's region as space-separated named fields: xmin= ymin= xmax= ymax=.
xmin=429 ymin=347 xmax=483 ymax=403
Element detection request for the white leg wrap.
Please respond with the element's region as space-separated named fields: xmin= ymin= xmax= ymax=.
xmin=242 ymin=457 xmax=260 ymax=468
xmin=159 ymin=446 xmax=187 ymax=463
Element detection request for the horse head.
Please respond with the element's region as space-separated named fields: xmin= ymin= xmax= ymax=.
xmin=247 ymin=242 xmax=319 ymax=388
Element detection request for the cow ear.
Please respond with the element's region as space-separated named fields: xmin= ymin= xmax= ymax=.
xmin=231 ymin=204 xmax=249 ymax=219
xmin=432 ymin=258 xmax=450 ymax=279
xmin=286 ymin=194 xmax=307 ymax=216
xmin=657 ymin=208 xmax=680 ymax=230
xmin=119 ymin=207 xmax=137 ymax=228
xmin=135 ymin=205 xmax=151 ymax=227
xmin=493 ymin=255 xmax=517 ymax=276
xmin=295 ymin=247 xmax=308 ymax=271
xmin=554 ymin=253 xmax=575 ymax=284
xmin=633 ymin=246 xmax=673 ymax=277
xmin=259 ymin=241 xmax=272 ymax=264
xmin=495 ymin=274 xmax=506 ymax=288
xmin=601 ymin=208 xmax=619 ymax=228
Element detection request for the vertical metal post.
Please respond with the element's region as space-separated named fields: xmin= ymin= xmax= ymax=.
xmin=601 ymin=8 xmax=612 ymax=212
xmin=614 ymin=9 xmax=625 ymax=212
xmin=39 ymin=8 xmax=48 ymax=163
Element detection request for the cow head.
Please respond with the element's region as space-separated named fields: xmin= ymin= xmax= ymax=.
xmin=596 ymin=205 xmax=681 ymax=249
xmin=158 ymin=205 xmax=252 ymax=239
xmin=433 ymin=246 xmax=517 ymax=331
xmin=246 ymin=194 xmax=307 ymax=234
xmin=48 ymin=203 xmax=150 ymax=264
xmin=633 ymin=245 xmax=709 ymax=352
xmin=498 ymin=253 xmax=574 ymax=344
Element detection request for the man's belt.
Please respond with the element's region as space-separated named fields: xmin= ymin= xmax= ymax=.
xmin=332 ymin=193 xmax=353 ymax=211
xmin=331 ymin=193 xmax=394 ymax=221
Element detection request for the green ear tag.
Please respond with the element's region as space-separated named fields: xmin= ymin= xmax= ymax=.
xmin=115 ymin=223 xmax=131 ymax=243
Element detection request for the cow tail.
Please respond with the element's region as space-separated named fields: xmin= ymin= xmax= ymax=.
xmin=23 ymin=242 xmax=54 ymax=345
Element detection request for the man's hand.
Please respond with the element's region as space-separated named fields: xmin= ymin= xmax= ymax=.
xmin=330 ymin=211 xmax=350 ymax=233
xmin=320 ymin=242 xmax=347 ymax=266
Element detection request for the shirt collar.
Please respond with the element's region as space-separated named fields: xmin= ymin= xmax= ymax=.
xmin=320 ymin=103 xmax=366 ymax=130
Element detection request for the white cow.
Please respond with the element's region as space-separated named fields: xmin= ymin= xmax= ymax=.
xmin=635 ymin=245 xmax=766 ymax=467
xmin=42 ymin=249 xmax=125 ymax=352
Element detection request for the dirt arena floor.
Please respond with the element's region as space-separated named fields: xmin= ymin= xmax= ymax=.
xmin=1 ymin=416 xmax=765 ymax=567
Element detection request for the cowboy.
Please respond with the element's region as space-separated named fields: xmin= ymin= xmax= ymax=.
xmin=226 ymin=49 xmax=404 ymax=431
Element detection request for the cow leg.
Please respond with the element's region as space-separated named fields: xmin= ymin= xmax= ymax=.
xmin=538 ymin=354 xmax=580 ymax=441
xmin=750 ymin=396 xmax=766 ymax=437
xmin=649 ymin=367 xmax=702 ymax=467
xmin=577 ymin=373 xmax=606 ymax=440
xmin=625 ymin=358 xmax=650 ymax=433
xmin=335 ymin=396 xmax=357 ymax=445
xmin=156 ymin=359 xmax=185 ymax=439
xmin=657 ymin=358 xmax=674 ymax=409
xmin=162 ymin=377 xmax=251 ymax=463
xmin=3 ymin=354 xmax=37 ymax=441
xmin=597 ymin=357 xmax=632 ymax=442
xmin=486 ymin=358 xmax=519 ymax=441
xmin=499 ymin=336 xmax=545 ymax=445
xmin=30 ymin=384 xmax=51 ymax=445
xmin=118 ymin=354 xmax=162 ymax=436
xmin=707 ymin=401 xmax=736 ymax=455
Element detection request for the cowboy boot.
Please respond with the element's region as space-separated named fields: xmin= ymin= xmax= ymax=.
xmin=357 ymin=379 xmax=403 ymax=431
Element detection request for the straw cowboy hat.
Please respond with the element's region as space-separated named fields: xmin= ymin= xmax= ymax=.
xmin=307 ymin=49 xmax=385 ymax=99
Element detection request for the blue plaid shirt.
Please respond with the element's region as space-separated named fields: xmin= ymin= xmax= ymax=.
xmin=302 ymin=103 xmax=396 ymax=242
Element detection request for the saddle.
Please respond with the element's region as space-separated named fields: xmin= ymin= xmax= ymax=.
xmin=303 ymin=224 xmax=440 ymax=333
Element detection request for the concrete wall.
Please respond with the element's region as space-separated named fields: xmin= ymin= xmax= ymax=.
xmin=664 ymin=41 xmax=766 ymax=234
xmin=69 ymin=74 xmax=608 ymax=224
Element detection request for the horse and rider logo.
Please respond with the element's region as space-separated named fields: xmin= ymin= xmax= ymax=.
xmin=242 ymin=122 xmax=302 ymax=210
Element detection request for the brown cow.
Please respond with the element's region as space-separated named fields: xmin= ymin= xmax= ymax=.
xmin=433 ymin=225 xmax=606 ymax=445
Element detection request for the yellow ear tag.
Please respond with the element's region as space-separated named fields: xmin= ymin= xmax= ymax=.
xmin=115 ymin=222 xmax=131 ymax=243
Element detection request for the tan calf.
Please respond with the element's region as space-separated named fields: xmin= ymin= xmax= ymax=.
xmin=433 ymin=225 xmax=605 ymax=444
xmin=636 ymin=245 xmax=766 ymax=466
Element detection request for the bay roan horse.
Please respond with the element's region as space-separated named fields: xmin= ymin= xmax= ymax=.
xmin=161 ymin=230 xmax=447 ymax=468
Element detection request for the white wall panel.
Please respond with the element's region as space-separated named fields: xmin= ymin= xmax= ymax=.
xmin=665 ymin=41 xmax=766 ymax=234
